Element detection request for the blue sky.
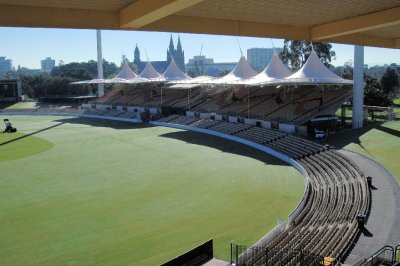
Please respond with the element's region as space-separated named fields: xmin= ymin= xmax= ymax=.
xmin=0 ymin=27 xmax=399 ymax=69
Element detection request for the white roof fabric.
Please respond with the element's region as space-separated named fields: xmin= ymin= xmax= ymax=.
xmin=170 ymin=75 xmax=214 ymax=84
xmin=106 ymin=63 xmax=148 ymax=83
xmin=139 ymin=61 xmax=163 ymax=80
xmin=162 ymin=59 xmax=191 ymax=81
xmin=71 ymin=63 xmax=148 ymax=84
xmin=244 ymin=53 xmax=292 ymax=85
xmin=282 ymin=51 xmax=353 ymax=85
xmin=116 ymin=63 xmax=138 ymax=79
xmin=206 ymin=56 xmax=257 ymax=84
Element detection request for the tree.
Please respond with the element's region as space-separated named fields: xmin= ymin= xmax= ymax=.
xmin=51 ymin=59 xmax=118 ymax=80
xmin=280 ymin=40 xmax=336 ymax=71
xmin=380 ymin=67 xmax=399 ymax=96
xmin=364 ymin=75 xmax=392 ymax=107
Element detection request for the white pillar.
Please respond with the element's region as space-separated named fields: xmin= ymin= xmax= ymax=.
xmin=96 ymin=30 xmax=104 ymax=97
xmin=352 ymin=45 xmax=364 ymax=129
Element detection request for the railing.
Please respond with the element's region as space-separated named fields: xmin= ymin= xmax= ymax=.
xmin=230 ymin=243 xmax=325 ymax=266
xmin=396 ymin=245 xmax=400 ymax=263
xmin=360 ymin=245 xmax=395 ymax=266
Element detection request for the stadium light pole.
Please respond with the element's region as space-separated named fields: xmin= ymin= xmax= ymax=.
xmin=352 ymin=46 xmax=364 ymax=129
xmin=96 ymin=30 xmax=104 ymax=97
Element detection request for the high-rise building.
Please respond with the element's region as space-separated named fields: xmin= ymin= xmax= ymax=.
xmin=41 ymin=57 xmax=55 ymax=72
xmin=247 ymin=48 xmax=282 ymax=70
xmin=186 ymin=55 xmax=237 ymax=77
xmin=0 ymin=57 xmax=13 ymax=73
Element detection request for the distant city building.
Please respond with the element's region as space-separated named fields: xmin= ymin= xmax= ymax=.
xmin=133 ymin=35 xmax=185 ymax=73
xmin=0 ymin=56 xmax=13 ymax=73
xmin=186 ymin=55 xmax=237 ymax=76
xmin=247 ymin=48 xmax=282 ymax=70
xmin=41 ymin=57 xmax=55 ymax=72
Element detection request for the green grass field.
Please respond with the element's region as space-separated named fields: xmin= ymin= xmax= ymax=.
xmin=0 ymin=115 xmax=304 ymax=265
xmin=327 ymin=122 xmax=400 ymax=183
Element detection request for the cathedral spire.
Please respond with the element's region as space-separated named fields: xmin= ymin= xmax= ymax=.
xmin=169 ymin=34 xmax=175 ymax=52
xmin=177 ymin=35 xmax=182 ymax=53
xmin=134 ymin=43 xmax=141 ymax=65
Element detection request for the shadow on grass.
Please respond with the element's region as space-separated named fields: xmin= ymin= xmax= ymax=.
xmin=0 ymin=122 xmax=63 ymax=147
xmin=53 ymin=117 xmax=155 ymax=130
xmin=326 ymin=122 xmax=400 ymax=151
xmin=0 ymin=102 xmax=15 ymax=109
xmin=158 ymin=130 xmax=287 ymax=166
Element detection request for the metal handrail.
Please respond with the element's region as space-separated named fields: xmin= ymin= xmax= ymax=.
xmin=359 ymin=245 xmax=394 ymax=266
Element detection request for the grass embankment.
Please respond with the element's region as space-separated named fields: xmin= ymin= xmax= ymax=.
xmin=0 ymin=115 xmax=304 ymax=265
xmin=327 ymin=122 xmax=400 ymax=183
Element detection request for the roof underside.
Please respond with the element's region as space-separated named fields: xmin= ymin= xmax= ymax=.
xmin=0 ymin=0 xmax=399 ymax=49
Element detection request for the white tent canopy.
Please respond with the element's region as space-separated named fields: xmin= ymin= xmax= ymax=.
xmin=280 ymin=51 xmax=353 ymax=85
xmin=204 ymin=56 xmax=257 ymax=85
xmin=162 ymin=58 xmax=191 ymax=81
xmin=244 ymin=52 xmax=292 ymax=85
xmin=116 ymin=63 xmax=138 ymax=79
xmin=71 ymin=63 xmax=147 ymax=84
xmin=105 ymin=63 xmax=148 ymax=83
xmin=139 ymin=61 xmax=164 ymax=80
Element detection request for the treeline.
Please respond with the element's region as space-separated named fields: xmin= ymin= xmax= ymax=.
xmin=19 ymin=60 xmax=119 ymax=98
xmin=336 ymin=63 xmax=399 ymax=106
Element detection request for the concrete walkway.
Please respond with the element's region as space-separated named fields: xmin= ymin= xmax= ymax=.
xmin=339 ymin=150 xmax=400 ymax=264
xmin=202 ymin=258 xmax=229 ymax=266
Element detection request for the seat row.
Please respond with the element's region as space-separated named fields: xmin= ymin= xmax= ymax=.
xmin=155 ymin=116 xmax=369 ymax=265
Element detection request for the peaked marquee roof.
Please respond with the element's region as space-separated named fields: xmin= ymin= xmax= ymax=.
xmin=245 ymin=52 xmax=292 ymax=85
xmin=162 ymin=58 xmax=191 ymax=80
xmin=139 ymin=61 xmax=163 ymax=80
xmin=206 ymin=56 xmax=258 ymax=84
xmin=282 ymin=51 xmax=353 ymax=85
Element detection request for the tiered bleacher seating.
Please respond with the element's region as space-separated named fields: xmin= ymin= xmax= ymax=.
xmin=90 ymin=83 xmax=352 ymax=125
xmin=156 ymin=115 xmax=370 ymax=265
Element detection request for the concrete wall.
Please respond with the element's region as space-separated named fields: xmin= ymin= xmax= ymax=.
xmin=81 ymin=104 xmax=92 ymax=109
xmin=261 ymin=121 xmax=272 ymax=129
xmin=200 ymin=113 xmax=211 ymax=119
xmin=186 ymin=111 xmax=195 ymax=117
xmin=127 ymin=106 xmax=145 ymax=113
xmin=215 ymin=114 xmax=223 ymax=121
xmin=228 ymin=116 xmax=238 ymax=123
xmin=279 ymin=123 xmax=296 ymax=133
xmin=96 ymin=104 xmax=112 ymax=110
xmin=149 ymin=107 xmax=160 ymax=114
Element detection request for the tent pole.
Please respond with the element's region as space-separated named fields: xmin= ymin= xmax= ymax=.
xmin=188 ymin=88 xmax=191 ymax=112
xmin=96 ymin=30 xmax=104 ymax=97
xmin=247 ymin=86 xmax=250 ymax=118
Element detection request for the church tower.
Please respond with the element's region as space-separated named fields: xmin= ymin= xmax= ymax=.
xmin=134 ymin=44 xmax=141 ymax=65
xmin=176 ymin=36 xmax=185 ymax=71
xmin=166 ymin=34 xmax=185 ymax=71
xmin=167 ymin=34 xmax=174 ymax=65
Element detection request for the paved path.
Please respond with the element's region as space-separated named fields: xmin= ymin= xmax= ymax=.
xmin=339 ymin=150 xmax=400 ymax=264
xmin=202 ymin=258 xmax=229 ymax=266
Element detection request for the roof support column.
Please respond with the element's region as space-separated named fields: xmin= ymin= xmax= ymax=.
xmin=96 ymin=30 xmax=104 ymax=97
xmin=352 ymin=45 xmax=364 ymax=129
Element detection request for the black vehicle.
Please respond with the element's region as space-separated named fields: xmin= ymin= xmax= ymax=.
xmin=3 ymin=119 xmax=17 ymax=133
